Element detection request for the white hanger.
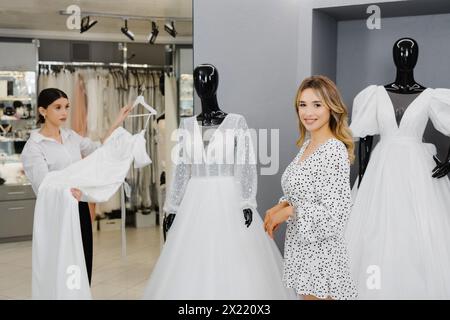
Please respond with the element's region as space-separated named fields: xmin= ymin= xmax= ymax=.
xmin=128 ymin=95 xmax=157 ymax=117
xmin=127 ymin=95 xmax=157 ymax=131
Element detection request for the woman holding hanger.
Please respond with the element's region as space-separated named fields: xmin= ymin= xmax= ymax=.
xmin=264 ymin=75 xmax=357 ymax=300
xmin=21 ymin=88 xmax=132 ymax=285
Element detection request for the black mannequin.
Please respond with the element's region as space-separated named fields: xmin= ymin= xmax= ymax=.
xmin=358 ymin=38 xmax=450 ymax=186
xmin=157 ymin=73 xmax=165 ymax=123
xmin=163 ymin=64 xmax=253 ymax=236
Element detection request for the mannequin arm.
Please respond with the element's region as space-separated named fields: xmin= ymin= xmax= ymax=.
xmin=163 ymin=213 xmax=176 ymax=241
xmin=358 ymin=136 xmax=374 ymax=187
xmin=432 ymin=144 xmax=450 ymax=179
xmin=243 ymin=209 xmax=252 ymax=228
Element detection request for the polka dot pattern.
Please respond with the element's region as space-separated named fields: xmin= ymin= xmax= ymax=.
xmin=279 ymin=138 xmax=357 ymax=300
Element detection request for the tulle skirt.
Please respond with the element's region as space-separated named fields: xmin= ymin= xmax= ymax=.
xmin=143 ymin=176 xmax=296 ymax=300
xmin=346 ymin=137 xmax=450 ymax=299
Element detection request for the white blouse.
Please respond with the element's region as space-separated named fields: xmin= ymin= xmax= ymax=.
xmin=21 ymin=128 xmax=101 ymax=195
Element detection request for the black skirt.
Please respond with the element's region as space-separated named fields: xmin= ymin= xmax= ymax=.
xmin=78 ymin=201 xmax=93 ymax=285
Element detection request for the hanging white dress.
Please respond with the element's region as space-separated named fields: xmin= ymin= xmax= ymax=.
xmin=142 ymin=113 xmax=296 ymax=300
xmin=32 ymin=127 xmax=151 ymax=300
xmin=346 ymin=85 xmax=450 ymax=299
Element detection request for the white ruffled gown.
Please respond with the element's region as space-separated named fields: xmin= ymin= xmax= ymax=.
xmin=346 ymin=85 xmax=450 ymax=299
xmin=143 ymin=113 xmax=296 ymax=300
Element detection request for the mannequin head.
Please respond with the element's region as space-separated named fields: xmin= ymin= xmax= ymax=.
xmin=193 ymin=64 xmax=219 ymax=99
xmin=393 ymin=37 xmax=419 ymax=71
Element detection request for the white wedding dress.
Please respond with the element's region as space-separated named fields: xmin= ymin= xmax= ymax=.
xmin=346 ymin=85 xmax=450 ymax=299
xmin=32 ymin=127 xmax=151 ymax=299
xmin=143 ymin=113 xmax=296 ymax=300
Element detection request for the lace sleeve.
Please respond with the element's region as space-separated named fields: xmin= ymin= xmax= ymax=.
xmin=234 ymin=116 xmax=257 ymax=211
xmin=163 ymin=119 xmax=191 ymax=215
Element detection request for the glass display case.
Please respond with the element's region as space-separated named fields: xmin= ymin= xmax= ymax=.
xmin=0 ymin=70 xmax=37 ymax=187
xmin=179 ymin=73 xmax=194 ymax=117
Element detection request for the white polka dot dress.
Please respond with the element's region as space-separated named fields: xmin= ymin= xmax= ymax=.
xmin=279 ymin=138 xmax=357 ymax=300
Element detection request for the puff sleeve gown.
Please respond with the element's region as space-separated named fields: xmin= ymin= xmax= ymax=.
xmin=143 ymin=113 xmax=296 ymax=300
xmin=346 ymin=85 xmax=450 ymax=299
xmin=280 ymin=138 xmax=357 ymax=300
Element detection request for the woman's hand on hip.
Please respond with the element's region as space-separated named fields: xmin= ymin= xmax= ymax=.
xmin=263 ymin=202 xmax=288 ymax=230
xmin=266 ymin=200 xmax=289 ymax=216
xmin=70 ymin=188 xmax=82 ymax=201
xmin=264 ymin=205 xmax=294 ymax=239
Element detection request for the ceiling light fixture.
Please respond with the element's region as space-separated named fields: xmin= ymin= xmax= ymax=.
xmin=121 ymin=19 xmax=135 ymax=41
xmin=147 ymin=21 xmax=159 ymax=44
xmin=80 ymin=16 xmax=98 ymax=33
xmin=164 ymin=21 xmax=177 ymax=38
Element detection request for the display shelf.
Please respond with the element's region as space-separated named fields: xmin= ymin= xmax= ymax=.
xmin=0 ymin=97 xmax=32 ymax=101
xmin=0 ymin=117 xmax=34 ymax=121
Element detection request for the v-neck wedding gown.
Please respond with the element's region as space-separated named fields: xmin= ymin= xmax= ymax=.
xmin=143 ymin=113 xmax=296 ymax=299
xmin=346 ymin=85 xmax=450 ymax=299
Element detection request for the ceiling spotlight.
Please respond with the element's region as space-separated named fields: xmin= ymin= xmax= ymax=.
xmin=80 ymin=16 xmax=97 ymax=33
xmin=147 ymin=21 xmax=159 ymax=44
xmin=121 ymin=19 xmax=135 ymax=41
xmin=164 ymin=21 xmax=177 ymax=38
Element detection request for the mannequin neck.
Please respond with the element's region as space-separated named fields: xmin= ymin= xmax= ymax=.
xmin=394 ymin=68 xmax=417 ymax=89
xmin=199 ymin=94 xmax=221 ymax=115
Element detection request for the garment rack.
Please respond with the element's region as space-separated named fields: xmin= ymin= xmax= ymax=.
xmin=38 ymin=60 xmax=172 ymax=72
xmin=38 ymin=60 xmax=165 ymax=258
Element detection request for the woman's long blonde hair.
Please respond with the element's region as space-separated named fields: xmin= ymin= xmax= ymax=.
xmin=295 ymin=75 xmax=355 ymax=164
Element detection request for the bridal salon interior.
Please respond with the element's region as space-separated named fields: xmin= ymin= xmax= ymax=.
xmin=0 ymin=0 xmax=192 ymax=300
xmin=1 ymin=0 xmax=450 ymax=302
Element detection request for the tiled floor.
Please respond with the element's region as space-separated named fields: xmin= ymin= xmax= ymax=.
xmin=0 ymin=221 xmax=163 ymax=300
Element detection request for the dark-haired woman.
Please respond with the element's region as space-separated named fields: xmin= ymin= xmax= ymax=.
xmin=21 ymin=88 xmax=131 ymax=285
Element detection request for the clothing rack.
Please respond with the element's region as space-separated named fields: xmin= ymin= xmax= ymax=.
xmin=38 ymin=60 xmax=172 ymax=72
xmin=37 ymin=59 xmax=166 ymax=257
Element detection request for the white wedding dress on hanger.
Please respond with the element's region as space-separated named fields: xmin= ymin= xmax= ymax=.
xmin=32 ymin=127 xmax=151 ymax=299
xmin=143 ymin=113 xmax=296 ymax=299
xmin=346 ymin=85 xmax=450 ymax=299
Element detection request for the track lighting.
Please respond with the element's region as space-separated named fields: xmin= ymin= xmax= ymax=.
xmin=147 ymin=21 xmax=159 ymax=44
xmin=80 ymin=16 xmax=98 ymax=33
xmin=164 ymin=21 xmax=177 ymax=38
xmin=60 ymin=10 xmax=190 ymax=40
xmin=121 ymin=19 xmax=135 ymax=41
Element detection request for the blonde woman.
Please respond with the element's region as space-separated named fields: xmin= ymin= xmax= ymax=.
xmin=264 ymin=75 xmax=357 ymax=300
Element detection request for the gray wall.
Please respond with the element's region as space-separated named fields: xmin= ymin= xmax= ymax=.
xmin=311 ymin=10 xmax=338 ymax=81
xmin=0 ymin=41 xmax=38 ymax=71
xmin=194 ymin=0 xmax=301 ymax=248
xmin=194 ymin=0 xmax=450 ymax=250
xmin=38 ymin=39 xmax=166 ymax=65
xmin=179 ymin=48 xmax=193 ymax=75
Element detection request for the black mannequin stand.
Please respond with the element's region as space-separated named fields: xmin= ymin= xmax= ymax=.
xmin=358 ymin=38 xmax=450 ymax=186
xmin=163 ymin=64 xmax=253 ymax=237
